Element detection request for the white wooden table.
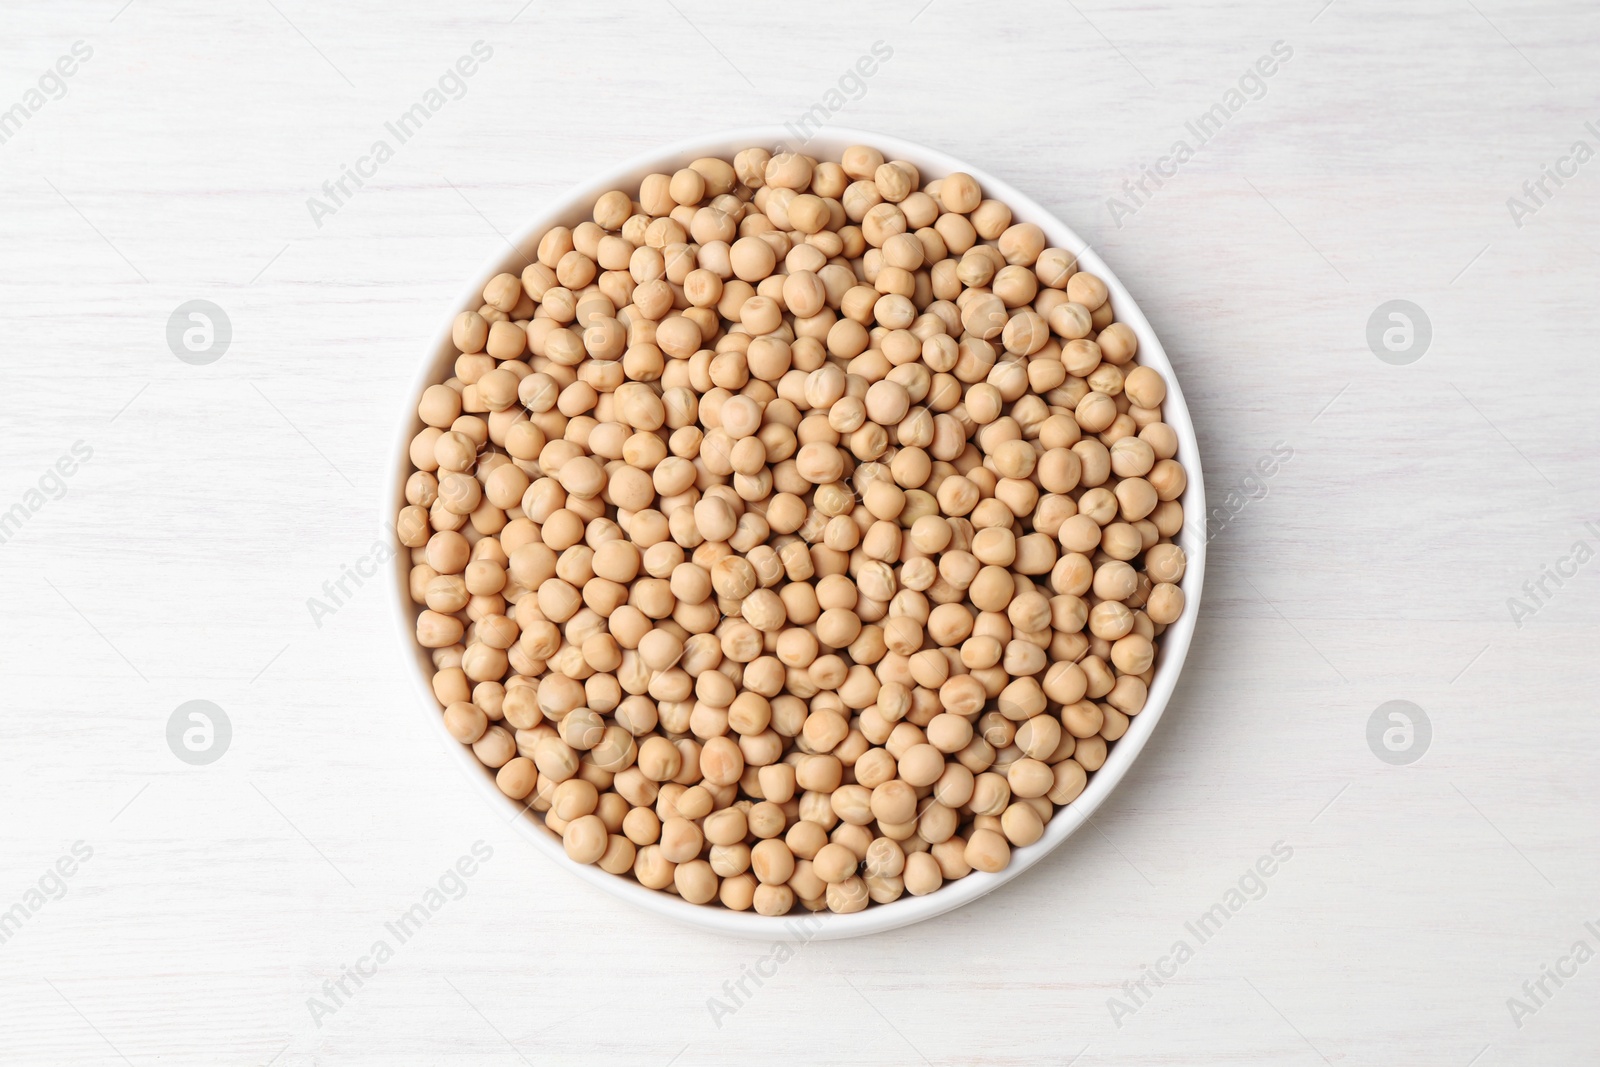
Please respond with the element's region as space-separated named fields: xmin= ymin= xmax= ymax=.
xmin=2 ymin=1 xmax=1596 ymax=1063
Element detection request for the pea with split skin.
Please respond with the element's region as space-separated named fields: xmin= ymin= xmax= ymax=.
xmin=401 ymin=141 xmax=1191 ymax=917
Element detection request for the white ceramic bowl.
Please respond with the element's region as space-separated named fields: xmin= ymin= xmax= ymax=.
xmin=386 ymin=126 xmax=1206 ymax=940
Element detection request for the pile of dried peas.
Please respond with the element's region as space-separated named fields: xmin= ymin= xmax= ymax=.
xmin=398 ymin=144 xmax=1189 ymax=916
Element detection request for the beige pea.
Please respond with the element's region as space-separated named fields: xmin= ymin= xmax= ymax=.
xmin=552 ymin=777 xmax=599 ymax=821
xmin=674 ymin=859 xmax=719 ymax=905
xmin=472 ymin=726 xmax=516 ymax=769
xmin=827 ymin=876 xmax=870 ymax=913
xmin=993 ymin=264 xmax=1038 ymax=307
xmin=443 ymin=701 xmax=487 ymax=744
xmin=1112 ymin=633 xmax=1155 ymax=674
xmin=869 ymin=779 xmax=918 ymax=825
xmin=812 ymin=842 xmax=859 ymax=884
xmin=1101 ymin=523 xmax=1143 ymax=560
xmin=700 ymin=736 xmax=744 ymax=786
xmin=486 ymin=320 xmax=527 ymax=360
xmin=1139 ymin=422 xmax=1179 ymax=462
xmin=903 ymin=851 xmax=944 ymax=895
xmin=590 ymin=725 xmax=638 ymax=773
xmin=533 ymin=736 xmax=580 ymax=783
xmin=829 ymin=784 xmax=871 ymax=826
xmin=1050 ymin=301 xmax=1094 ymax=341
xmin=730 ymin=236 xmax=777 ymax=282
xmin=1124 ymin=364 xmax=1166 ymax=408
xmin=934 ymin=171 xmax=979 ymax=212
xmin=1095 ymin=322 xmax=1138 ymax=365
xmin=751 ymin=838 xmax=796 ymax=885
xmin=795 ymin=442 xmax=845 ymax=484
xmin=483 ymin=463 xmax=529 ymax=510
xmin=765 ymin=151 xmax=814 ymax=190
xmin=1146 ymin=582 xmax=1185 ymax=624
xmin=623 ymin=806 xmax=661 ymax=846
xmin=397 ymin=504 xmax=431 ymax=548
xmin=925 ymin=713 xmax=974 ymax=754
xmin=559 ymin=707 xmax=605 ymax=750
xmin=495 ymin=757 xmax=538 ymax=800
xmin=865 ymin=380 xmax=910 ymax=424
xmin=1107 ymin=675 xmax=1147 ymax=716
xmin=599 ymin=835 xmax=637 ymax=876
xmin=563 ymin=815 xmax=609 ymax=864
xmin=655 ymin=817 xmax=702 ymax=864
xmin=1000 ymin=802 xmax=1045 ymax=847
xmin=464 ymin=560 xmax=505 ymax=597
xmin=1145 ymin=542 xmax=1187 ymax=584
xmin=1047 ymin=759 xmax=1088 ymax=805
xmin=433 ymin=430 xmax=476 ymax=473
xmin=864 ymin=838 xmax=907 ymax=881
xmin=1014 ymin=715 xmax=1061 ymax=761
xmin=418 ymin=384 xmax=462 ymax=429
xmin=1109 ymin=437 xmax=1155 ymax=479
xmin=752 ymin=882 xmax=795 ymax=916
xmin=633 ymin=845 xmax=675 ymax=890
xmin=1092 ymin=560 xmax=1138 ymax=601
xmin=1089 ymin=600 xmax=1135 ymax=640
xmin=667 ymin=167 xmax=706 ymax=206
xmin=1148 ymin=459 xmax=1187 ymax=501
xmin=453 ymin=311 xmax=489 ymax=353
xmin=437 ymin=471 xmax=481 ymax=516
xmin=1113 ymin=477 xmax=1158 ymax=522
xmin=1066 ymin=271 xmax=1108 ymax=310
xmin=970 ymin=199 xmax=1012 ymax=240
xmin=788 ymin=194 xmax=830 ymax=234
xmin=896 ymin=743 xmax=945 ymax=788
xmin=1075 ymin=391 xmax=1117 ymax=434
xmin=637 ymin=735 xmax=683 ymax=781
xmin=1007 ymin=758 xmax=1054 ymax=799
xmin=970 ymin=772 xmax=1011 ymax=817
xmin=557 ymin=455 xmax=605 ymax=499
xmin=963 ymin=828 xmax=1011 ymax=873
xmin=961 ymin=293 xmax=1007 ymax=340
xmin=873 ymin=162 xmax=913 ymax=202
xmin=416 ymin=610 xmax=464 ymax=648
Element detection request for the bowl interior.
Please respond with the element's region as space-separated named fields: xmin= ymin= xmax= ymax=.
xmin=386 ymin=126 xmax=1206 ymax=939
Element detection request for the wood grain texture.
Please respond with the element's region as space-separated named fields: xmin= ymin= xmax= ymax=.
xmin=2 ymin=0 xmax=1598 ymax=1064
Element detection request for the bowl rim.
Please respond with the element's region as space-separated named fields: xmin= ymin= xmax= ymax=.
xmin=384 ymin=124 xmax=1206 ymax=940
